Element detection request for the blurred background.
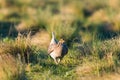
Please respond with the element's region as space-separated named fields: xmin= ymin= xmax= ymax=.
xmin=1 ymin=0 xmax=120 ymax=80
xmin=1 ymin=0 xmax=120 ymax=43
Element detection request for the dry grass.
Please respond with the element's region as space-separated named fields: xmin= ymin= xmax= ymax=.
xmin=1 ymin=0 xmax=120 ymax=80
xmin=31 ymin=30 xmax=50 ymax=49
xmin=76 ymin=73 xmax=120 ymax=80
xmin=0 ymin=53 xmax=17 ymax=80
xmin=0 ymin=32 xmax=35 ymax=80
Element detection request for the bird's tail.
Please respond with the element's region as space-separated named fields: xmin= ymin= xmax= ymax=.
xmin=50 ymin=32 xmax=57 ymax=44
xmin=52 ymin=32 xmax=55 ymax=39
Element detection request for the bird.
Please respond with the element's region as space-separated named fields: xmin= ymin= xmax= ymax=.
xmin=48 ymin=32 xmax=68 ymax=64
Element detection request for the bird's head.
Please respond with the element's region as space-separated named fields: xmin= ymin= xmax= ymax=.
xmin=59 ymin=39 xmax=65 ymax=44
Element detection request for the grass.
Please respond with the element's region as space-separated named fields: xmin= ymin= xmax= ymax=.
xmin=1 ymin=0 xmax=120 ymax=80
xmin=1 ymin=34 xmax=120 ymax=80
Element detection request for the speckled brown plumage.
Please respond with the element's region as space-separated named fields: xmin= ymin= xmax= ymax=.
xmin=48 ymin=32 xmax=68 ymax=64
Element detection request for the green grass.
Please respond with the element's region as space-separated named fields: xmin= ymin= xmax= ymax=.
xmin=1 ymin=34 xmax=120 ymax=80
xmin=1 ymin=0 xmax=120 ymax=80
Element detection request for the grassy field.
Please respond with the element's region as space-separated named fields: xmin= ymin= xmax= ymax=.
xmin=0 ymin=0 xmax=120 ymax=80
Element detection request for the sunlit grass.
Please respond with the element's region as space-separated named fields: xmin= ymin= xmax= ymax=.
xmin=1 ymin=0 xmax=120 ymax=80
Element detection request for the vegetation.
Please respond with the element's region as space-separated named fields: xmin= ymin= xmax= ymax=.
xmin=0 ymin=0 xmax=120 ymax=80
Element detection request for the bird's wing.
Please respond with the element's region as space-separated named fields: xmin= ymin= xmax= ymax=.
xmin=48 ymin=44 xmax=56 ymax=54
xmin=62 ymin=44 xmax=68 ymax=55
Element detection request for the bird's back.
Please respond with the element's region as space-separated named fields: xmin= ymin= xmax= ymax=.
xmin=53 ymin=44 xmax=63 ymax=57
